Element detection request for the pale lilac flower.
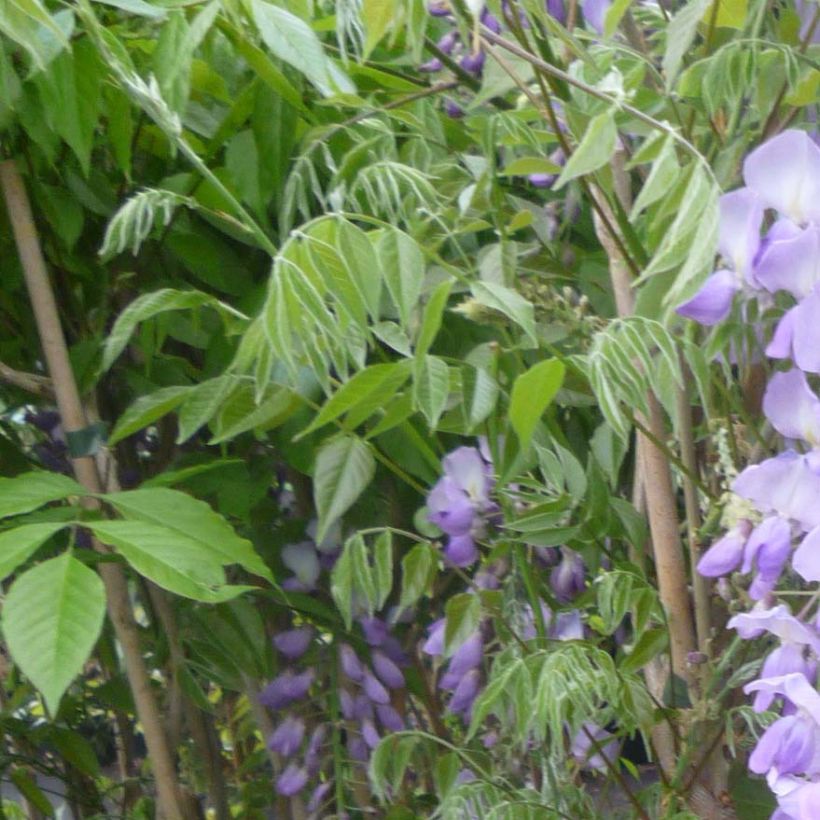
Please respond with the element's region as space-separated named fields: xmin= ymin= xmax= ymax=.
xmin=582 ymin=0 xmax=611 ymax=32
xmin=268 ymin=716 xmax=305 ymax=757
xmin=742 ymin=517 xmax=793 ymax=600
xmin=260 ymin=669 xmax=315 ymax=710
xmin=767 ymin=287 xmax=820 ymax=374
xmin=422 ymin=619 xmax=446 ymax=656
xmin=729 ymin=606 xmax=820 ymax=654
xmin=792 ymin=526 xmax=820 ymax=582
xmin=449 ymin=669 xmax=481 ymax=716
xmin=282 ymin=542 xmax=321 ymax=590
xmin=764 ymin=369 xmax=820 ymax=444
xmin=339 ymin=644 xmax=364 ymax=681
xmin=743 ymin=130 xmax=820 ymax=225
xmin=372 ymin=651 xmax=404 ymax=689
xmin=362 ymin=671 xmax=390 ymax=704
xmin=733 ymin=450 xmax=820 ymax=532
xmin=360 ymin=617 xmax=389 ymax=646
xmin=754 ymin=222 xmax=820 ymax=298
xmin=550 ymin=548 xmax=586 ymax=602
xmin=756 ymin=644 xmax=817 ymax=711
xmin=361 ymin=719 xmax=380 ymax=749
xmin=697 ymin=520 xmax=753 ymax=577
xmin=676 ymin=270 xmax=738 ymax=325
xmin=276 ymin=762 xmax=308 ymax=796
xmin=376 ymin=703 xmax=404 ymax=731
xmin=307 ymin=782 xmax=332 ymax=814
xmin=551 ymin=609 xmax=584 ymax=641
xmin=274 ymin=627 xmax=314 ymax=660
xmin=570 ymin=722 xmax=620 ymax=771
xmin=444 ymin=533 xmax=479 ymax=567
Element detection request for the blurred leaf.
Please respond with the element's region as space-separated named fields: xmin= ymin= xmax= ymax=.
xmin=0 ymin=522 xmax=65 ymax=581
xmin=444 ymin=592 xmax=480 ymax=658
xmin=0 ymin=472 xmax=84 ymax=519
xmin=510 ymin=359 xmax=565 ymax=451
xmin=555 ymin=111 xmax=617 ymax=189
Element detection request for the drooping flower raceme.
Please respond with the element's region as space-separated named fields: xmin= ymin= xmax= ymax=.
xmin=683 ymin=129 xmax=820 ymax=816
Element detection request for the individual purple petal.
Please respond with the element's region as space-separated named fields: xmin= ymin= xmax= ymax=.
xmin=353 ymin=693 xmax=374 ymax=722
xmin=447 ymin=633 xmax=483 ymax=677
xmin=733 ymin=451 xmax=820 ymax=531
xmin=444 ymin=99 xmax=464 ymax=119
xmin=437 ymin=31 xmax=458 ymax=54
xmin=428 ymin=477 xmax=475 ymax=536
xmin=675 ymin=269 xmax=738 ymax=325
xmin=268 ymin=716 xmax=305 ymax=757
xmin=307 ymin=782 xmax=332 ymax=814
xmin=729 ymin=606 xmax=820 ymax=653
xmin=582 ymin=0 xmax=611 ymax=33
xmin=361 ymin=718 xmax=380 ymax=749
xmin=274 ymin=627 xmax=314 ymax=660
xmin=481 ymin=9 xmax=501 ymax=33
xmin=419 ymin=58 xmax=444 ymax=72
xmin=428 ymin=0 xmax=451 ymax=15
xmin=443 ymin=447 xmax=492 ymax=503
xmin=372 ymin=650 xmax=404 ymax=689
xmin=792 ymin=287 xmax=820 ymax=373
xmin=742 ymin=516 xmax=792 ymax=575
xmin=550 ymin=548 xmax=586 ymax=602
xmin=443 ymin=534 xmax=479 ymax=567
xmin=282 ymin=542 xmax=321 ymax=588
xmin=378 ymin=635 xmax=408 ymax=665
xmin=339 ymin=690 xmax=355 ymax=720
xmin=753 ymin=223 xmax=820 ymax=298
xmin=339 ymin=643 xmax=364 ymax=681
xmin=698 ymin=520 xmax=752 ymax=577
xmin=793 ymin=526 xmax=820 ymax=582
xmin=362 ymin=671 xmax=390 ymax=705
xmin=449 ymin=668 xmax=481 ymax=715
xmin=459 ymin=50 xmax=485 ymax=76
xmin=764 ymin=369 xmax=820 ymax=443
xmin=360 ymin=617 xmax=389 ymax=646
xmin=550 ymin=609 xmax=584 ymax=641
xmin=276 ymin=762 xmax=308 ymax=796
xmin=376 ymin=703 xmax=404 ymax=731
xmin=744 ymin=672 xmax=820 ymax=722
xmin=748 ymin=714 xmax=817 ymax=776
xmin=743 ymin=130 xmax=820 ymax=225
xmin=528 ymin=173 xmax=555 ymax=188
xmin=259 ymin=669 xmax=315 ymax=710
xmin=718 ymin=188 xmax=764 ymax=282
xmin=546 ymin=0 xmax=566 ymax=24
xmin=767 ymin=306 xmax=798 ymax=360
xmin=422 ymin=619 xmax=446 ymax=656
xmin=775 ymin=778 xmax=820 ymax=819
xmin=754 ymin=644 xmax=816 ymax=711
xmin=348 ymin=736 xmax=369 ymax=761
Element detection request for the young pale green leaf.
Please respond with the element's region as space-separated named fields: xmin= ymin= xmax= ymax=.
xmin=397 ymin=542 xmax=436 ymax=615
xmin=3 ymin=552 xmax=105 ymax=715
xmin=87 ymin=520 xmax=249 ymax=602
xmin=350 ymin=534 xmax=378 ymax=614
xmin=0 ymin=522 xmax=66 ymax=581
xmin=365 ymin=393 xmax=414 ymax=439
xmin=330 ymin=537 xmax=355 ymax=629
xmin=630 ymin=135 xmax=679 ymax=218
xmin=103 ymin=487 xmax=274 ymax=583
xmin=413 ymin=355 xmax=450 ymax=429
xmin=251 ymin=0 xmax=354 ymax=97
xmin=109 ymin=385 xmax=194 ymax=445
xmin=444 ymin=592 xmax=481 ymax=658
xmin=461 ymin=366 xmax=499 ymax=431
xmin=299 ymin=362 xmax=412 ymax=438
xmin=0 ymin=0 xmax=69 ymax=70
xmin=663 ymin=0 xmax=712 ymax=89
xmin=470 ymin=281 xmax=537 ymax=346
xmin=102 ymin=288 xmax=221 ymax=372
xmin=362 ymin=0 xmax=394 ymax=57
xmin=314 ymin=435 xmax=376 ymax=542
xmin=554 ymin=111 xmax=617 ymax=189
xmin=209 ymin=386 xmax=301 ymax=444
xmin=376 ymin=228 xmax=425 ymax=329
xmin=415 ymin=279 xmax=453 ymax=360
xmin=0 ymin=472 xmax=84 ymax=519
xmin=604 ymin=0 xmax=634 ymax=36
xmin=337 ymin=221 xmax=382 ymax=321
xmin=620 ymin=627 xmax=669 ymax=674
xmin=371 ymin=321 xmax=412 ymax=357
xmin=176 ymin=375 xmax=238 ymax=443
xmin=92 ymin=0 xmax=166 ymax=17
xmin=509 ymin=359 xmax=565 ymax=451
xmin=373 ymin=530 xmax=393 ymax=610
xmin=467 ymin=659 xmax=521 ymax=739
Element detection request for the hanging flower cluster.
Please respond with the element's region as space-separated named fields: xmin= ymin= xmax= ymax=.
xmin=683 ymin=129 xmax=820 ymax=818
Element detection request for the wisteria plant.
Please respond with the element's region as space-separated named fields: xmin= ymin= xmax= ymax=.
xmin=1 ymin=0 xmax=820 ymax=818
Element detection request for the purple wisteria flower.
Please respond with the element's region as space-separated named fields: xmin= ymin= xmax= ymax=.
xmin=268 ymin=716 xmax=306 ymax=757
xmin=550 ymin=547 xmax=586 ymax=602
xmin=276 ymin=762 xmax=309 ymax=796
xmin=274 ymin=626 xmax=314 ymax=660
xmin=259 ymin=669 xmax=315 ymax=710
xmin=427 ymin=446 xmax=496 ymax=567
